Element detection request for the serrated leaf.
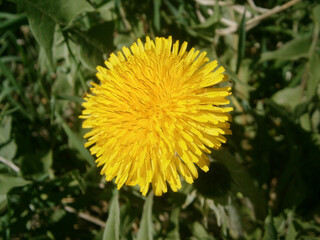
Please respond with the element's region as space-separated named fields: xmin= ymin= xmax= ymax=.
xmin=137 ymin=192 xmax=153 ymax=240
xmin=260 ymin=35 xmax=312 ymax=62
xmin=103 ymin=189 xmax=120 ymax=240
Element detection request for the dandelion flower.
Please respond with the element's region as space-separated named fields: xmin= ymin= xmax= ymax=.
xmin=81 ymin=36 xmax=232 ymax=196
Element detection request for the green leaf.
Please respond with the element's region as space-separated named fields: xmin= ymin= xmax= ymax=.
xmin=0 ymin=13 xmax=27 ymax=33
xmin=285 ymin=220 xmax=298 ymax=240
xmin=300 ymin=113 xmax=311 ymax=131
xmin=192 ymin=3 xmax=220 ymax=30
xmin=294 ymin=218 xmax=320 ymax=234
xmin=51 ymin=72 xmax=73 ymax=97
xmin=114 ymin=34 xmax=135 ymax=50
xmin=0 ymin=116 xmax=17 ymax=161
xmin=137 ymin=192 xmax=154 ymax=240
xmin=56 ymin=113 xmax=94 ymax=166
xmin=311 ymin=109 xmax=320 ymax=131
xmin=0 ymin=59 xmax=23 ymax=98
xmin=237 ymin=59 xmax=254 ymax=99
xmin=0 ymin=115 xmax=12 ymax=144
xmin=16 ymin=0 xmax=94 ymax=26
xmin=55 ymin=95 xmax=83 ymax=103
xmin=41 ymin=150 xmax=54 ymax=178
xmin=0 ymin=174 xmax=29 ymax=209
xmin=77 ymin=21 xmax=114 ymax=70
xmin=307 ymin=52 xmax=320 ymax=99
xmin=51 ymin=1 xmax=94 ymax=26
xmin=78 ymin=39 xmax=104 ymax=71
xmin=87 ymin=22 xmax=115 ymax=50
xmin=0 ymin=140 xmax=17 ymax=161
xmin=223 ymin=64 xmax=254 ymax=91
xmin=260 ymin=35 xmax=312 ymax=62
xmin=312 ymin=4 xmax=320 ymax=27
xmin=207 ymin=199 xmax=228 ymax=227
xmin=271 ymin=86 xmax=303 ymax=110
xmin=103 ymin=189 xmax=120 ymax=240
xmin=165 ymin=207 xmax=180 ymax=240
xmin=262 ymin=213 xmax=277 ymax=240
xmin=226 ymin=199 xmax=243 ymax=239
xmin=15 ymin=0 xmax=55 ymax=66
xmin=194 ymin=162 xmax=231 ymax=199
xmin=266 ymin=99 xmax=295 ymax=123
xmin=15 ymin=0 xmax=94 ymax=65
xmin=211 ymin=150 xmax=267 ymax=220
xmin=191 ymin=222 xmax=215 ymax=240
xmin=70 ymin=169 xmax=86 ymax=194
xmin=236 ymin=10 xmax=246 ymax=73
xmin=153 ymin=0 xmax=161 ymax=32
xmin=97 ymin=2 xmax=117 ymax=21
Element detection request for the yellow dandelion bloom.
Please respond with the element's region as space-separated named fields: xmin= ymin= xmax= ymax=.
xmin=81 ymin=36 xmax=232 ymax=196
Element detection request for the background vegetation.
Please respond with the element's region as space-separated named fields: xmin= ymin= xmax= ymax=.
xmin=0 ymin=0 xmax=319 ymax=239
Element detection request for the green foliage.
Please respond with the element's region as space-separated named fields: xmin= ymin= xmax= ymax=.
xmin=0 ymin=0 xmax=320 ymax=239
xmin=103 ymin=189 xmax=120 ymax=240
xmin=262 ymin=212 xmax=277 ymax=240
xmin=137 ymin=192 xmax=154 ymax=240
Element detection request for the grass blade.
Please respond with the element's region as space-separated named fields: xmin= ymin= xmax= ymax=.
xmin=236 ymin=10 xmax=246 ymax=73
xmin=153 ymin=0 xmax=161 ymax=32
xmin=103 ymin=189 xmax=120 ymax=240
xmin=137 ymin=192 xmax=154 ymax=240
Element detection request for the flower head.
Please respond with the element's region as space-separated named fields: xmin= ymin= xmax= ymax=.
xmin=81 ymin=36 xmax=232 ymax=196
